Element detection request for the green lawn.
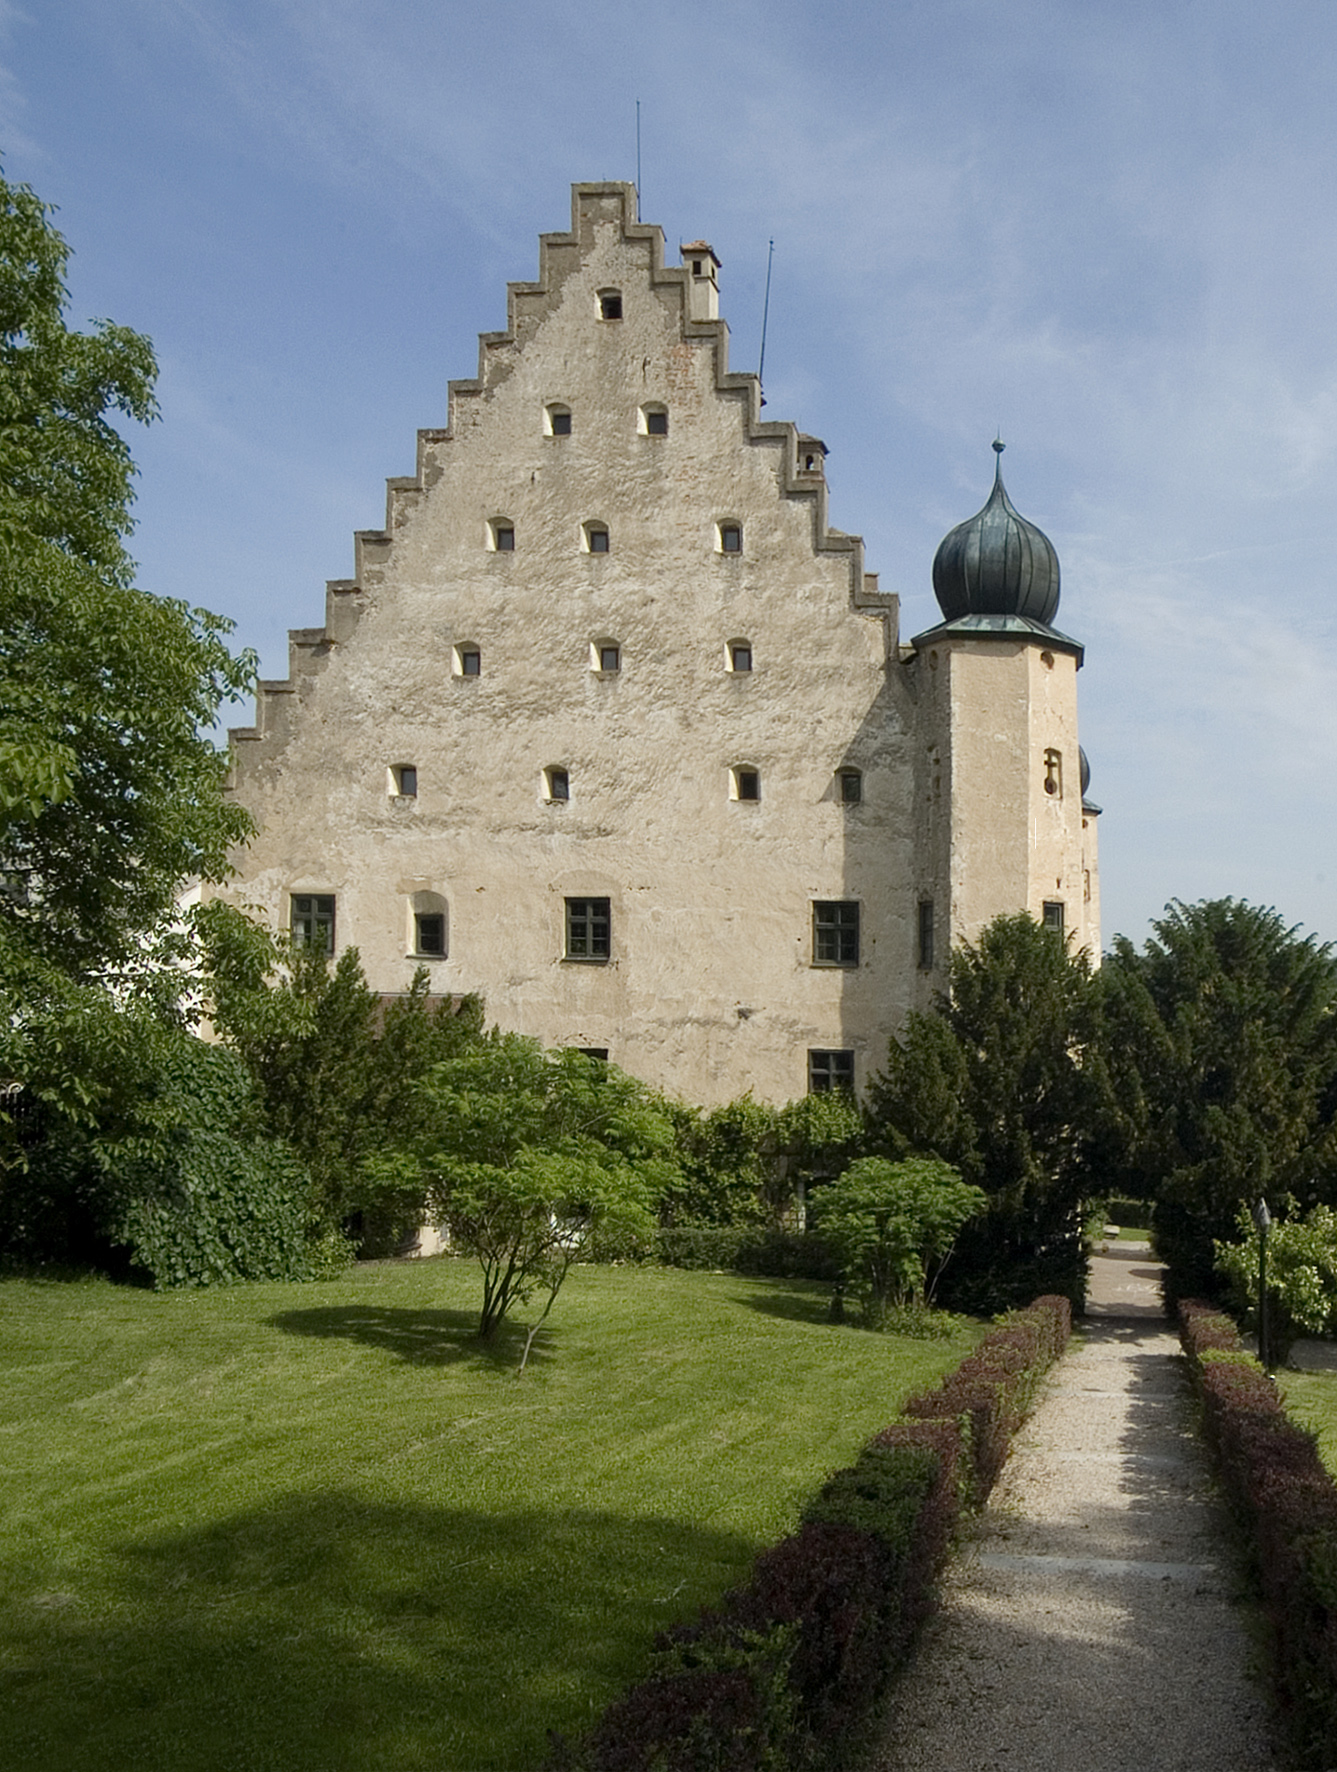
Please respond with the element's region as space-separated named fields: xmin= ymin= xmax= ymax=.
xmin=0 ymin=1259 xmax=978 ymax=1772
xmin=1280 ymin=1367 xmax=1337 ymax=1480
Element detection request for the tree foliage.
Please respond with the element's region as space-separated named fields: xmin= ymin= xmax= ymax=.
xmin=1103 ymin=898 xmax=1337 ymax=1298
xmin=868 ymin=913 xmax=1109 ymax=1311
xmin=1215 ymin=1202 xmax=1337 ymax=1356
xmin=383 ymin=1037 xmax=676 ymax=1352
xmin=810 ymin=1155 xmax=985 ymax=1327
xmin=196 ymin=900 xmax=485 ymax=1244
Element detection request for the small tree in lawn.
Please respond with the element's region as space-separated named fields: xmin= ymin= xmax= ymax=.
xmin=811 ymin=1156 xmax=986 ymax=1329
xmin=389 ymin=1036 xmax=677 ymax=1366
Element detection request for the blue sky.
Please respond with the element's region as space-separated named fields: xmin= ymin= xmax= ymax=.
xmin=7 ymin=0 xmax=1337 ymax=950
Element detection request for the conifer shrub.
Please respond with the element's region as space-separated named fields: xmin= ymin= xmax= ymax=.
xmin=1179 ymin=1300 xmax=1337 ymax=1769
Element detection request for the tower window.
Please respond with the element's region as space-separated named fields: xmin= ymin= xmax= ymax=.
xmin=732 ymin=767 xmax=760 ymax=802
xmin=838 ymin=768 xmax=862 ymax=804
xmin=719 ymin=522 xmax=743 ymax=554
xmin=455 ymin=645 xmax=481 ymax=677
xmin=545 ymin=767 xmax=570 ymax=802
xmin=547 ymin=404 xmax=572 ymax=436
xmin=1042 ymin=900 xmax=1065 ymax=938
xmin=1043 ymin=748 xmax=1063 ymax=797
xmin=599 ymin=291 xmax=623 ymax=320
xmin=813 ymin=900 xmax=860 ymax=967
xmin=808 ymin=1050 xmax=854 ymax=1094
xmin=392 ymin=764 xmax=418 ymax=798
xmin=291 ymin=894 xmax=335 ymax=953
xmin=565 ymin=897 xmax=610 ymax=960
xmin=642 ymin=405 xmax=669 ymax=436
xmin=728 ymin=641 xmax=753 ymax=673
xmin=491 ymin=519 xmax=515 ymax=552
xmin=917 ymin=900 xmax=934 ymax=971
xmin=584 ymin=521 xmax=610 ymax=554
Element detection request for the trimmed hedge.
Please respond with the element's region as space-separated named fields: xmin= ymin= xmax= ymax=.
xmin=655 ymin=1226 xmax=841 ymax=1282
xmin=1179 ymin=1301 xmax=1337 ymax=1770
xmin=545 ymin=1296 xmax=1070 ymax=1772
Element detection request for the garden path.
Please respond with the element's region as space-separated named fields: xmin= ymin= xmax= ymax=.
xmin=868 ymin=1246 xmax=1280 ymax=1772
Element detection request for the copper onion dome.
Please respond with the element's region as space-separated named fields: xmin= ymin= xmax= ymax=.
xmin=931 ymin=442 xmax=1061 ymax=626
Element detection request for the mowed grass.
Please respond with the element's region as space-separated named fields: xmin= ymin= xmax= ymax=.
xmin=1280 ymin=1367 xmax=1337 ymax=1480
xmin=0 ymin=1259 xmax=979 ymax=1772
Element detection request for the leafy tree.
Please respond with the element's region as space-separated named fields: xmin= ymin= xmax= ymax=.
xmin=1215 ymin=1202 xmax=1337 ymax=1359
xmin=0 ymin=168 xmax=156 ymax=582
xmin=383 ymin=1036 xmax=677 ymax=1360
xmin=0 ymin=165 xmax=254 ymax=986
xmin=1104 ymin=898 xmax=1337 ymax=1299
xmin=662 ymin=1090 xmax=862 ymax=1231
xmin=195 ymin=900 xmax=484 ymax=1244
xmin=810 ymin=1155 xmax=985 ymax=1327
xmin=868 ymin=913 xmax=1109 ymax=1311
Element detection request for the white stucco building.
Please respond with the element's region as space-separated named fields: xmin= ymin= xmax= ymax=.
xmin=219 ymin=181 xmax=1100 ymax=1107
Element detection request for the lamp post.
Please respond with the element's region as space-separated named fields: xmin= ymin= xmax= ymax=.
xmin=1252 ymin=1197 xmax=1272 ymax=1373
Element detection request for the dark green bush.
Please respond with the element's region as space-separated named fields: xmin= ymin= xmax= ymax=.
xmin=655 ymin=1225 xmax=749 ymax=1270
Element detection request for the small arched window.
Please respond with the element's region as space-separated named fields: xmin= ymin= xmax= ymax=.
xmin=546 ymin=403 xmax=572 ymax=436
xmin=598 ymin=289 xmax=623 ymax=320
xmin=641 ymin=404 xmax=668 ymax=436
xmin=718 ymin=521 xmax=743 ymax=555
xmin=728 ymin=640 xmax=753 ymax=673
xmin=411 ymin=891 xmax=448 ymax=958
xmin=731 ymin=766 xmax=761 ymax=802
xmin=1043 ymin=748 xmax=1063 ymax=798
xmin=453 ymin=643 xmax=481 ymax=678
xmin=591 ymin=639 xmax=621 ymax=673
xmin=544 ymin=766 xmax=570 ymax=803
xmin=584 ymin=521 xmax=610 ymax=554
xmin=490 ymin=518 xmax=515 ymax=552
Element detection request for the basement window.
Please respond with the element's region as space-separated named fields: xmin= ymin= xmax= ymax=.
xmin=808 ymin=1050 xmax=854 ymax=1095
xmin=291 ymin=894 xmax=335 ymax=954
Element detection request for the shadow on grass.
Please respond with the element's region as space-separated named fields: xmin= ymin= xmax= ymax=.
xmin=4 ymin=1491 xmax=758 ymax=1772
xmin=267 ymin=1305 xmax=548 ymax=1370
xmin=730 ymin=1277 xmax=838 ymax=1327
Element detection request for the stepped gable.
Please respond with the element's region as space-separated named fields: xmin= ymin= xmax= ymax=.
xmin=230 ymin=182 xmax=889 ymax=755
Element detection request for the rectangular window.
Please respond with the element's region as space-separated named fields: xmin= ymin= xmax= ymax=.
xmin=1042 ymin=900 xmax=1065 ymax=938
xmin=734 ymin=768 xmax=760 ymax=801
xmin=547 ymin=767 xmax=570 ymax=802
xmin=917 ymin=899 xmax=935 ymax=971
xmin=395 ymin=765 xmax=418 ymax=798
xmin=730 ymin=643 xmax=752 ymax=673
xmin=646 ymin=409 xmax=668 ymax=435
xmin=565 ymin=897 xmax=610 ymax=960
xmin=600 ymin=644 xmax=621 ymax=672
xmin=599 ymin=292 xmax=623 ymax=320
xmin=808 ymin=1049 xmax=854 ymax=1094
xmin=719 ymin=524 xmax=742 ymax=554
xmin=838 ymin=769 xmax=862 ymax=804
xmin=460 ymin=648 xmax=481 ymax=676
xmin=292 ymin=893 xmax=335 ymax=953
xmin=577 ymin=1047 xmax=609 ymax=1063
xmin=813 ymin=900 xmax=860 ymax=966
xmin=550 ymin=410 xmax=572 ymax=436
xmin=588 ymin=528 xmax=610 ymax=554
xmin=494 ymin=525 xmax=515 ymax=551
xmin=415 ymin=912 xmax=446 ymax=956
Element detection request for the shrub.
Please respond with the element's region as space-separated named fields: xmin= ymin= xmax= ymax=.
xmin=1215 ymin=1202 xmax=1337 ymax=1361
xmin=1179 ymin=1300 xmax=1337 ymax=1769
xmin=548 ymin=1295 xmax=1067 ymax=1772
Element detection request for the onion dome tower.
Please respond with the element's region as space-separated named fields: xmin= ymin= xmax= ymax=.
xmin=913 ymin=442 xmax=1082 ymax=660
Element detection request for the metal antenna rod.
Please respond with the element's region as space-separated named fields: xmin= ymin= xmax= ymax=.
xmin=636 ymin=101 xmax=642 ymax=217
xmin=757 ymin=237 xmax=775 ymax=397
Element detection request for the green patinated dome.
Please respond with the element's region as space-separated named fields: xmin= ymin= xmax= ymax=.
xmin=932 ymin=443 xmax=1061 ymax=626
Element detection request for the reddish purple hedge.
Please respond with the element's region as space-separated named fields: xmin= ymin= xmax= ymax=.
xmin=1179 ymin=1299 xmax=1337 ymax=1770
xmin=544 ymin=1296 xmax=1070 ymax=1772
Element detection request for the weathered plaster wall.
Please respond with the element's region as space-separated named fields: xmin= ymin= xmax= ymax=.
xmin=222 ymin=184 xmax=923 ymax=1105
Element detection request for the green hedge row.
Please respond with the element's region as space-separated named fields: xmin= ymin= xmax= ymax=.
xmin=1179 ymin=1301 xmax=1337 ymax=1770
xmin=654 ymin=1226 xmax=842 ymax=1281
xmin=545 ymin=1295 xmax=1071 ymax=1772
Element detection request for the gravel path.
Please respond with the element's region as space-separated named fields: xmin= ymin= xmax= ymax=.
xmin=868 ymin=1248 xmax=1279 ymax=1772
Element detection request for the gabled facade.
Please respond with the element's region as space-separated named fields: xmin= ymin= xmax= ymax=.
xmin=220 ymin=182 xmax=1100 ymax=1107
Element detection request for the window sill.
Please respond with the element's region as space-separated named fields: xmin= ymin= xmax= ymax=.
xmin=562 ymin=954 xmax=610 ymax=965
xmin=811 ymin=960 xmax=860 ymax=970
